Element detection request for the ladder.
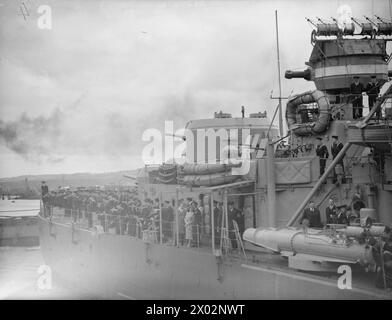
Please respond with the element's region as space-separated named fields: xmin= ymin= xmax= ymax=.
xmin=233 ymin=220 xmax=247 ymax=260
xmin=219 ymin=219 xmax=247 ymax=259
xmin=220 ymin=226 xmax=231 ymax=255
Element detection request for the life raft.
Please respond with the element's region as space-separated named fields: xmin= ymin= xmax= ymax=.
xmin=286 ymin=90 xmax=330 ymax=136
xmin=178 ymin=172 xmax=239 ymax=187
xmin=178 ymin=163 xmax=241 ymax=175
xmin=157 ymin=164 xmax=177 ymax=184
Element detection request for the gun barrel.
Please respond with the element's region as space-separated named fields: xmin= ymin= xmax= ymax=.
xmin=285 ymin=68 xmax=311 ymax=80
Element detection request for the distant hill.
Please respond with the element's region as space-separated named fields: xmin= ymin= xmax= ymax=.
xmin=0 ymin=170 xmax=139 ymax=196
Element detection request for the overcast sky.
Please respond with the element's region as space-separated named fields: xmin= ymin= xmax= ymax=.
xmin=0 ymin=0 xmax=389 ymax=177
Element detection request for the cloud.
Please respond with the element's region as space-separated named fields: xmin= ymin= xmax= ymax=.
xmin=0 ymin=0 xmax=389 ymax=177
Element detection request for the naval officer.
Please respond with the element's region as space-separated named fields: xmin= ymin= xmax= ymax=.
xmin=350 ymin=76 xmax=365 ymax=119
xmin=366 ymin=76 xmax=381 ymax=119
xmin=300 ymin=200 xmax=323 ymax=229
xmin=315 ymin=137 xmax=329 ymax=177
xmin=227 ymin=201 xmax=241 ymax=249
xmin=331 ymin=135 xmax=345 ymax=183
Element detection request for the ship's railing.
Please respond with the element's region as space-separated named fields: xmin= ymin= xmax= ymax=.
xmin=336 ymin=92 xmax=391 ymax=121
xmin=274 ymin=143 xmax=386 ymax=183
xmin=43 ymin=205 xmax=235 ymax=249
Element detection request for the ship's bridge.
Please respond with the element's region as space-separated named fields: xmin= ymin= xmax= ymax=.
xmin=185 ymin=111 xmax=279 ymax=163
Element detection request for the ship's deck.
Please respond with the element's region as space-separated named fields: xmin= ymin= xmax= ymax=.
xmin=139 ymin=237 xmax=392 ymax=299
xmin=243 ymin=248 xmax=390 ymax=299
xmin=44 ymin=211 xmax=392 ymax=299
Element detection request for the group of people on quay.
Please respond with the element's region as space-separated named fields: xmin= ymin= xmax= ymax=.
xmin=41 ymin=183 xmax=245 ymax=249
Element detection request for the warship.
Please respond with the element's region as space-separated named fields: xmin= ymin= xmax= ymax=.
xmin=38 ymin=15 xmax=392 ymax=299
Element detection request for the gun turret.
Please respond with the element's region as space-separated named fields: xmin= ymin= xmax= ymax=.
xmin=285 ymin=17 xmax=392 ymax=94
xmin=285 ymin=68 xmax=311 ymax=81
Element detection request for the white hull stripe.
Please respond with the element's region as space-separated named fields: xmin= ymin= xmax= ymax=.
xmin=315 ymin=64 xmax=387 ymax=78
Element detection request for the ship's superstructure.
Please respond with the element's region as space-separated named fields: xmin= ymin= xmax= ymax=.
xmin=245 ymin=16 xmax=392 ymax=273
xmin=36 ymin=15 xmax=392 ymax=299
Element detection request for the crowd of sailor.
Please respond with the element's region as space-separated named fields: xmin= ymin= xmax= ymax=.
xmin=41 ymin=185 xmax=245 ymax=249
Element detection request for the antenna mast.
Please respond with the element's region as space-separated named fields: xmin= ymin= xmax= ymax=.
xmin=390 ymin=0 xmax=392 ymax=21
xmin=275 ymin=10 xmax=284 ymax=137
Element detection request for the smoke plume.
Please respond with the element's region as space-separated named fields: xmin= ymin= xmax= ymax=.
xmin=0 ymin=109 xmax=64 ymax=163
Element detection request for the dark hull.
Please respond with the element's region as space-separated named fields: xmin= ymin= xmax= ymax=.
xmin=38 ymin=216 xmax=392 ymax=299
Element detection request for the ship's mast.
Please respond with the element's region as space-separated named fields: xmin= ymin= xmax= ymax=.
xmin=390 ymin=0 xmax=392 ymax=20
xmin=275 ymin=10 xmax=284 ymax=138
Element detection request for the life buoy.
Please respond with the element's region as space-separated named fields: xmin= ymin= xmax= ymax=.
xmin=286 ymin=90 xmax=330 ymax=136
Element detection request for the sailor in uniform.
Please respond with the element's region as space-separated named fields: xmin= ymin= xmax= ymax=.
xmin=41 ymin=181 xmax=49 ymax=217
xmin=325 ymin=198 xmax=338 ymax=224
xmin=213 ymin=200 xmax=222 ymax=246
xmin=336 ymin=206 xmax=349 ymax=225
xmin=366 ymin=75 xmax=381 ymax=119
xmin=315 ymin=137 xmax=329 ymax=177
xmin=300 ymin=200 xmax=323 ymax=229
xmin=331 ymin=135 xmax=345 ymax=183
xmin=350 ymin=76 xmax=365 ymax=119
xmin=227 ymin=201 xmax=242 ymax=249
